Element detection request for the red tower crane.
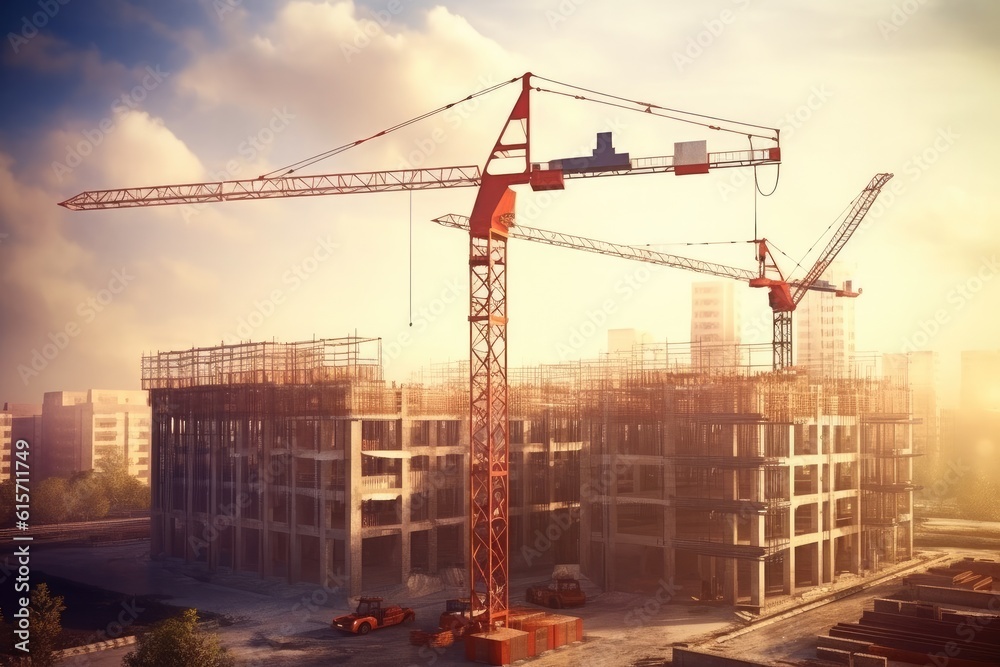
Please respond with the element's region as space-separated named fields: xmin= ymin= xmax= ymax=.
xmin=432 ymin=172 xmax=892 ymax=371
xmin=748 ymin=172 xmax=893 ymax=368
xmin=59 ymin=72 xmax=781 ymax=628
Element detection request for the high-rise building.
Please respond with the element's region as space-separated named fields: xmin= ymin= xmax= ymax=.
xmin=39 ymin=390 xmax=151 ymax=483
xmin=1 ymin=403 xmax=42 ymax=483
xmin=883 ymin=352 xmax=939 ymax=487
xmin=607 ymin=328 xmax=653 ymax=356
xmin=960 ymin=350 xmax=1000 ymax=413
xmin=796 ymin=261 xmax=856 ymax=377
xmin=691 ymin=281 xmax=740 ymax=370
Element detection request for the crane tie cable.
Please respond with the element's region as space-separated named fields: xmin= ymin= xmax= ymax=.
xmin=260 ymin=76 xmax=521 ymax=178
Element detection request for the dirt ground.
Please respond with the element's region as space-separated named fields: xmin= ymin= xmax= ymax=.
xmin=10 ymin=518 xmax=999 ymax=666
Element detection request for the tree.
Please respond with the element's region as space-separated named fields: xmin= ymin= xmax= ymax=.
xmin=66 ymin=473 xmax=110 ymax=522
xmin=122 ymin=609 xmax=234 ymax=667
xmin=34 ymin=478 xmax=71 ymax=524
xmin=95 ymin=449 xmax=150 ymax=513
xmin=28 ymin=583 xmax=65 ymax=667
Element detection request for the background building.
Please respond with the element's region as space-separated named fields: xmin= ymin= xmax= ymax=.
xmin=883 ymin=351 xmax=940 ymax=489
xmin=39 ymin=390 xmax=151 ymax=482
xmin=1 ymin=403 xmax=42 ymax=483
xmin=796 ymin=261 xmax=856 ymax=377
xmin=691 ymin=281 xmax=740 ymax=371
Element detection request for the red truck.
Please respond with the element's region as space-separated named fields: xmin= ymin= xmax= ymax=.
xmin=525 ymin=578 xmax=586 ymax=609
xmin=332 ymin=597 xmax=415 ymax=635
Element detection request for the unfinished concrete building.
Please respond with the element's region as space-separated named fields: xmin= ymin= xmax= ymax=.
xmin=573 ymin=343 xmax=914 ymax=610
xmin=144 ymin=336 xmax=914 ymax=610
xmin=143 ymin=337 xmax=471 ymax=596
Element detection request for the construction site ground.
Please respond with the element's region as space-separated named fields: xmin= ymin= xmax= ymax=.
xmin=22 ymin=517 xmax=999 ymax=666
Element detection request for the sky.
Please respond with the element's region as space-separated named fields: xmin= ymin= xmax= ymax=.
xmin=1 ymin=0 xmax=998 ymax=406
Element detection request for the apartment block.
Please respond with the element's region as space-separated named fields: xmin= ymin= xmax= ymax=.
xmin=796 ymin=262 xmax=856 ymax=376
xmin=691 ymin=281 xmax=740 ymax=371
xmin=1 ymin=403 xmax=42 ymax=483
xmin=39 ymin=390 xmax=151 ymax=482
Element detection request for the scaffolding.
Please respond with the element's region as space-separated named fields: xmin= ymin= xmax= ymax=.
xmin=144 ymin=335 xmax=913 ymax=606
xmin=141 ymin=336 xmax=382 ymax=389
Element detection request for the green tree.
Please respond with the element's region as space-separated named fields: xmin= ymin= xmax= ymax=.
xmin=66 ymin=473 xmax=110 ymax=522
xmin=123 ymin=609 xmax=234 ymax=667
xmin=95 ymin=449 xmax=150 ymax=513
xmin=29 ymin=583 xmax=65 ymax=667
xmin=34 ymin=478 xmax=71 ymax=525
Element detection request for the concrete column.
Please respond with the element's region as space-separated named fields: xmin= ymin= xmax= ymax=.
xmin=428 ymin=525 xmax=439 ymax=574
xmin=751 ymin=494 xmax=765 ymax=607
xmin=607 ymin=454 xmax=618 ymax=592
xmin=810 ymin=542 xmax=821 ymax=587
xmin=184 ymin=412 xmax=195 ymax=563
xmin=663 ymin=458 xmax=676 ymax=583
xmin=579 ymin=437 xmax=593 ymax=578
xmin=783 ymin=546 xmax=795 ymax=595
xmin=346 ymin=419 xmax=363 ymax=596
xmin=209 ymin=426 xmax=219 ymax=572
xmin=260 ymin=417 xmax=273 ymax=578
xmin=318 ymin=457 xmax=329 ymax=584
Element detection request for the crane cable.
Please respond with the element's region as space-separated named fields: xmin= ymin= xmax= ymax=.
xmin=264 ymin=73 xmax=782 ymax=179
xmin=409 ymin=189 xmax=413 ymax=327
xmin=790 ymin=194 xmax=858 ymax=282
xmin=532 ymin=75 xmax=780 ymax=141
xmin=260 ymin=76 xmax=522 ymax=178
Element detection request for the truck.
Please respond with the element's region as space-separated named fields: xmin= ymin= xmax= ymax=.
xmin=331 ymin=597 xmax=415 ymax=635
xmin=525 ymin=578 xmax=586 ymax=609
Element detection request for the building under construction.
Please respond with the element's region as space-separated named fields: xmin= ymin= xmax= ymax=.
xmin=142 ymin=335 xmax=914 ymax=609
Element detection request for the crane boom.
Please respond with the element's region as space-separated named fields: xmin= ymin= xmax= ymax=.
xmin=57 ymin=150 xmax=780 ymax=211
xmin=58 ymin=166 xmax=484 ymax=210
xmin=432 ymin=213 xmax=844 ymax=294
xmin=789 ymin=173 xmax=894 ymax=304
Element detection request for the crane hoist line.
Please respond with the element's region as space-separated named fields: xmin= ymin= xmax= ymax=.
xmin=58 ymin=71 xmax=783 ymax=630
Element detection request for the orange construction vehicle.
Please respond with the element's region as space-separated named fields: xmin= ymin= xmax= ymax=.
xmin=331 ymin=597 xmax=415 ymax=635
xmin=525 ymin=578 xmax=586 ymax=609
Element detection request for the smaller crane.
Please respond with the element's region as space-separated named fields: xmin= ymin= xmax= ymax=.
xmin=749 ymin=173 xmax=893 ymax=368
xmin=433 ymin=172 xmax=893 ymax=370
